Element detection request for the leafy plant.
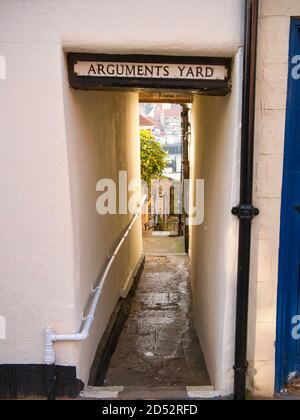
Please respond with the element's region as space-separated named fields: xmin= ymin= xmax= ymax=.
xmin=140 ymin=130 xmax=168 ymax=185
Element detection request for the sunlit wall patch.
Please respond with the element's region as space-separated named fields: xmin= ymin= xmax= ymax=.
xmin=0 ymin=55 xmax=6 ymax=80
xmin=0 ymin=315 xmax=6 ymax=340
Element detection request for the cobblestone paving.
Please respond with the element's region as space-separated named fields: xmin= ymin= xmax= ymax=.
xmin=104 ymin=256 xmax=210 ymax=387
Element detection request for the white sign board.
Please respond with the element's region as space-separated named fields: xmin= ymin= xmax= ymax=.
xmin=74 ymin=61 xmax=228 ymax=81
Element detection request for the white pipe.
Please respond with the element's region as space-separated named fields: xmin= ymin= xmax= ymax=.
xmin=44 ymin=195 xmax=147 ymax=365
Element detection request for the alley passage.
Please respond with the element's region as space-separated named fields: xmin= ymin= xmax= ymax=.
xmin=104 ymin=255 xmax=210 ymax=387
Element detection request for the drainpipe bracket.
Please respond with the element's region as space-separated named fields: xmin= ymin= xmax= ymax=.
xmin=233 ymin=362 xmax=249 ymax=374
xmin=232 ymin=204 xmax=259 ymax=221
xmin=82 ymin=314 xmax=95 ymax=323
xmin=91 ymin=285 xmax=100 ymax=294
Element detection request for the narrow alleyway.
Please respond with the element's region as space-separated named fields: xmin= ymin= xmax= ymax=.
xmin=103 ymin=254 xmax=210 ymax=387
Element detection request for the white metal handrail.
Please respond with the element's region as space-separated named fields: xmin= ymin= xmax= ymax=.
xmin=44 ymin=195 xmax=147 ymax=365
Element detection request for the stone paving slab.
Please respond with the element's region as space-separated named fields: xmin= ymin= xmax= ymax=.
xmin=143 ymin=234 xmax=185 ymax=254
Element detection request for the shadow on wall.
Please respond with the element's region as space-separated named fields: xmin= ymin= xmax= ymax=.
xmin=61 ymin=53 xmax=143 ymax=385
xmin=189 ymin=50 xmax=242 ymax=394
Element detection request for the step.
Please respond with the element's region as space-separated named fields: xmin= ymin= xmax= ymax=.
xmin=80 ymin=386 xmax=220 ymax=400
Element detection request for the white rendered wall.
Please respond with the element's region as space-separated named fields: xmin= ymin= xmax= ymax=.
xmin=0 ymin=49 xmax=78 ymax=367
xmin=0 ymin=44 xmax=142 ymax=382
xmin=190 ymin=50 xmax=243 ymax=395
xmin=0 ymin=0 xmax=244 ymax=56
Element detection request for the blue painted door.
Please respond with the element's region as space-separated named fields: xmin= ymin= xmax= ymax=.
xmin=277 ymin=19 xmax=300 ymax=391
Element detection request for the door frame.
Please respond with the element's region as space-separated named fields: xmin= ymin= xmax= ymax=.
xmin=276 ymin=18 xmax=300 ymax=394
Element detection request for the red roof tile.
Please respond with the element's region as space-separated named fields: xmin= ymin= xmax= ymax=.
xmin=139 ymin=114 xmax=156 ymax=127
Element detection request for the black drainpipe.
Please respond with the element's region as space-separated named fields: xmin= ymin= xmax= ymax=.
xmin=46 ymin=364 xmax=56 ymax=400
xmin=232 ymin=0 xmax=259 ymax=401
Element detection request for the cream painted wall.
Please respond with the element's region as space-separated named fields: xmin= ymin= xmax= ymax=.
xmin=62 ymin=83 xmax=142 ymax=382
xmin=0 ymin=45 xmax=142 ymax=382
xmin=0 ymin=0 xmax=244 ymax=56
xmin=0 ymin=48 xmax=78 ymax=367
xmin=190 ymin=50 xmax=242 ymax=395
xmin=0 ymin=0 xmax=245 ymax=389
xmin=248 ymin=0 xmax=300 ymax=398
